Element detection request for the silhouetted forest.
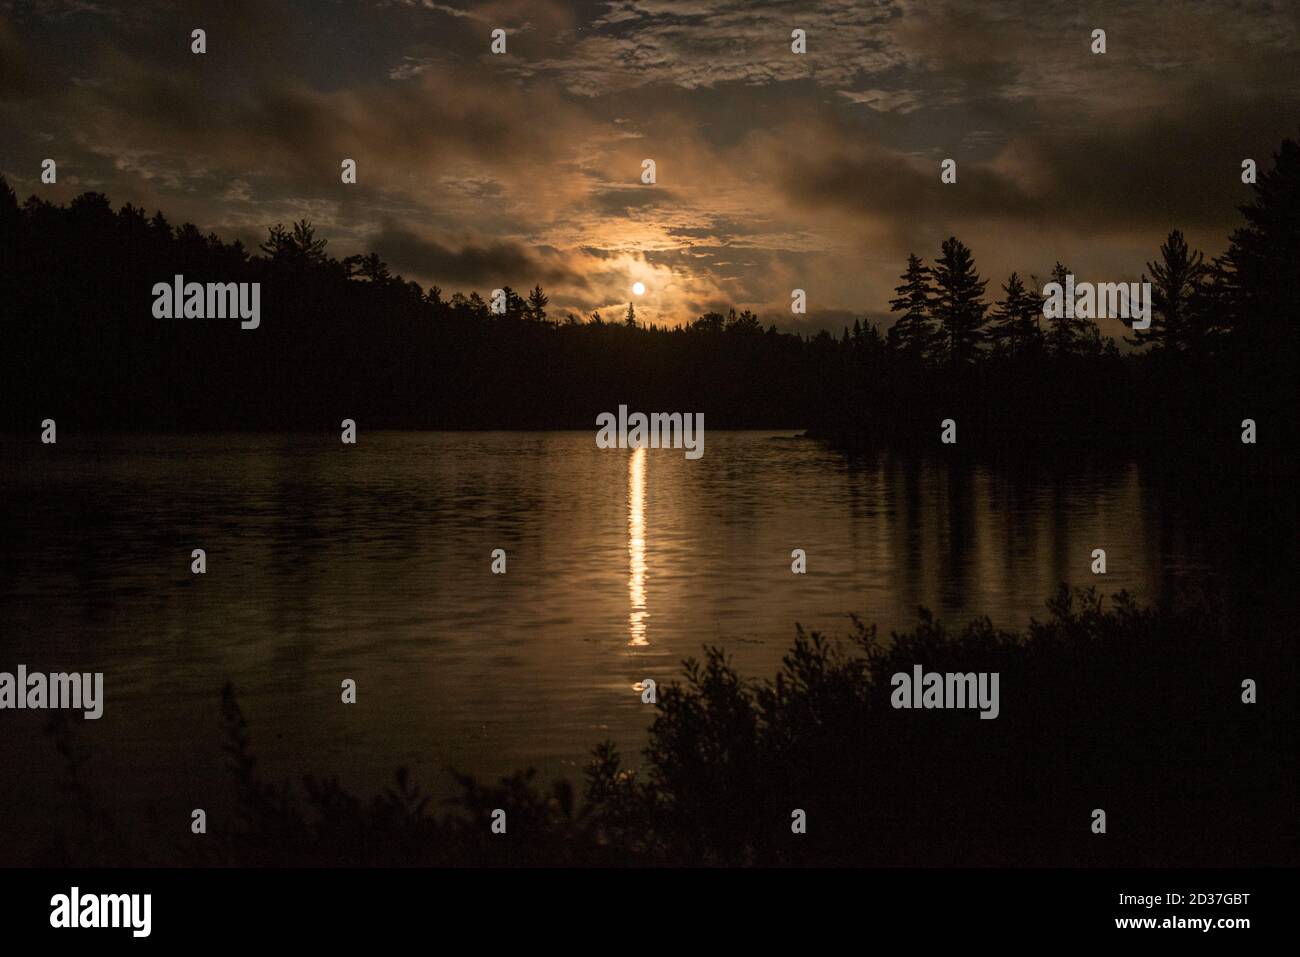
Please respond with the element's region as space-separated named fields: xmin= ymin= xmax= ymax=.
xmin=36 ymin=586 xmax=1296 ymax=867
xmin=2 ymin=136 xmax=1296 ymax=458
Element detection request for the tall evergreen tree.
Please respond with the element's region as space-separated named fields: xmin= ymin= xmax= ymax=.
xmin=989 ymin=272 xmax=1040 ymax=358
xmin=1128 ymin=230 xmax=1205 ymax=352
xmin=931 ymin=237 xmax=988 ymax=366
xmin=525 ymin=284 xmax=549 ymax=323
xmin=149 ymin=210 xmax=172 ymax=243
xmin=466 ymin=291 xmax=489 ymax=318
xmin=1221 ymin=136 xmax=1300 ymax=356
xmin=887 ymin=253 xmax=938 ymax=362
xmin=1038 ymin=261 xmax=1095 ymax=357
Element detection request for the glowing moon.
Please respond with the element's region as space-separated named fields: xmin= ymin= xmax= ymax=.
xmin=632 ymin=281 xmax=646 ymax=296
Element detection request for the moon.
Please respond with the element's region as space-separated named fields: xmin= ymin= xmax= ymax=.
xmin=632 ymin=281 xmax=646 ymax=296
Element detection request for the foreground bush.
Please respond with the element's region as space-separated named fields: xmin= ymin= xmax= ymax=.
xmin=43 ymin=586 xmax=1297 ymax=866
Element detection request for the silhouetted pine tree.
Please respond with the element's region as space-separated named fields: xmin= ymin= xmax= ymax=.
xmin=1040 ymin=261 xmax=1096 ymax=357
xmin=526 ymin=284 xmax=549 ymax=323
xmin=887 ymin=253 xmax=938 ymax=363
xmin=1128 ymin=230 xmax=1206 ymax=352
xmin=1221 ymin=135 xmax=1300 ymax=357
xmin=989 ymin=272 xmax=1040 ymax=358
xmin=931 ymin=237 xmax=988 ymax=366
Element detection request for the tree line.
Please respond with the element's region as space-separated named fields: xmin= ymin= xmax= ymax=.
xmin=887 ymin=230 xmax=1238 ymax=365
xmin=0 ymin=134 xmax=1295 ymax=455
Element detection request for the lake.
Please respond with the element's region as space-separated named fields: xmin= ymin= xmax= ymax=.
xmin=0 ymin=431 xmax=1252 ymax=860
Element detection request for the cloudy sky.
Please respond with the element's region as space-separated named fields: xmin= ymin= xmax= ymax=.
xmin=3 ymin=0 xmax=1298 ymax=334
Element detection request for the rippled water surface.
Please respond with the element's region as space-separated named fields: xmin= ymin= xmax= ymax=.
xmin=0 ymin=431 xmax=1237 ymax=856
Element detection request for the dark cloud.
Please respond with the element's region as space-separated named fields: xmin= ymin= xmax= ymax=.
xmin=588 ymin=185 xmax=677 ymax=215
xmin=372 ymin=224 xmax=588 ymax=289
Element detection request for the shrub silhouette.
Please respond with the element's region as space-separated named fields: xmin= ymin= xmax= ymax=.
xmin=41 ymin=586 xmax=1296 ymax=866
